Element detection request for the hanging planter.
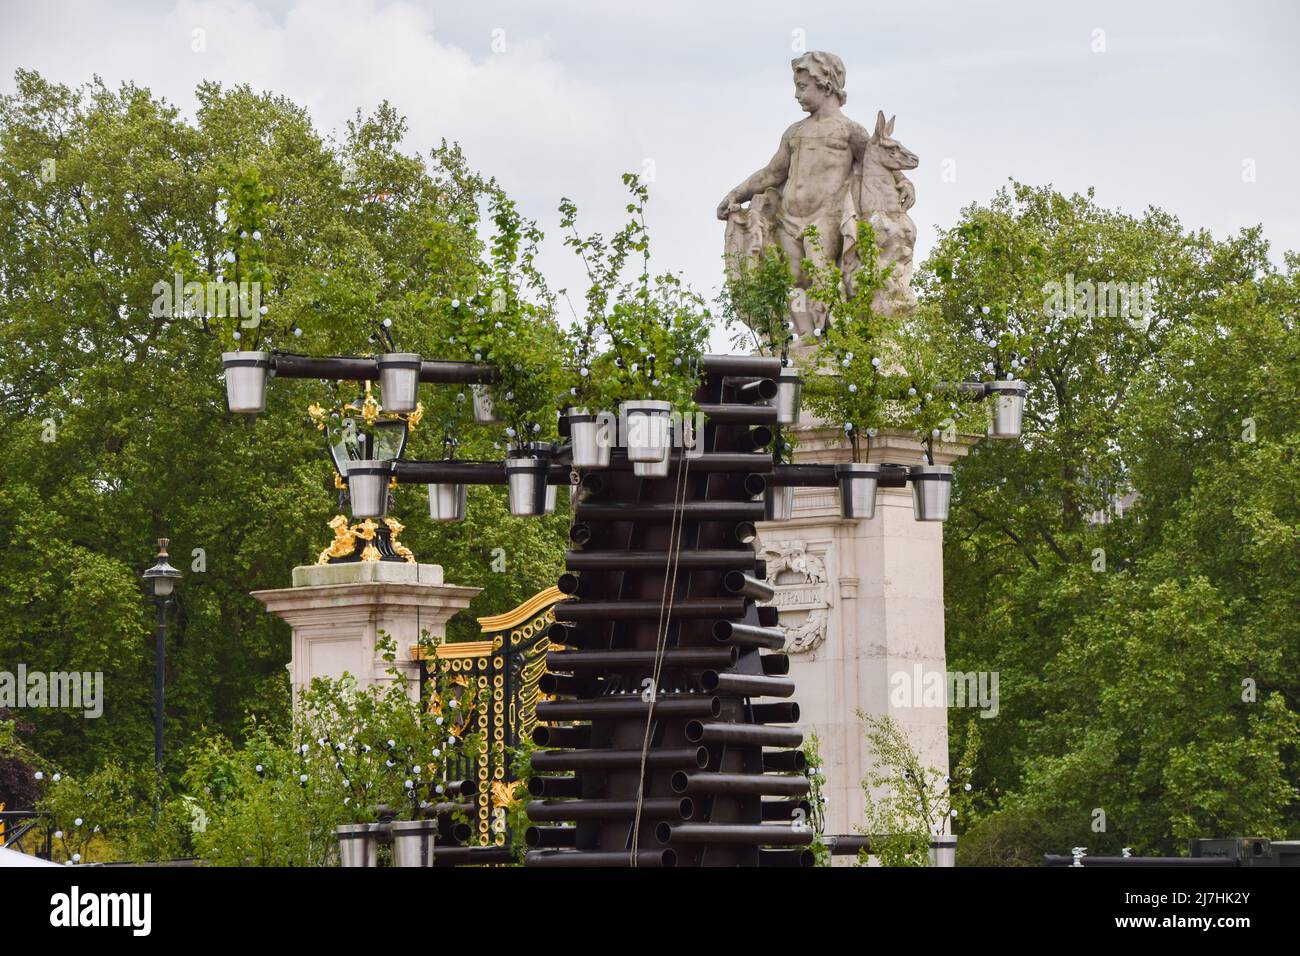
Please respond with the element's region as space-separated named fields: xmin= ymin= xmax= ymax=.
xmin=335 ymin=823 xmax=379 ymax=868
xmin=835 ymin=463 xmax=881 ymax=520
xmin=908 ymin=464 xmax=953 ymax=522
xmin=764 ymin=485 xmax=795 ymax=521
xmin=506 ymin=448 xmax=552 ymax=517
xmin=346 ymin=460 xmax=395 ymax=519
xmin=470 ymin=384 xmax=502 ymax=424
xmin=771 ymin=369 xmax=803 ymax=426
xmin=567 ymin=408 xmax=614 ymax=469
xmin=390 ymin=820 xmax=438 ymax=868
xmin=428 ymin=481 xmax=467 ymax=522
xmin=621 ymin=400 xmax=673 ymax=477
xmin=985 ymin=380 xmax=1027 ymax=439
xmin=377 ymin=353 xmax=422 ymax=414
xmin=221 ymin=351 xmax=272 ymax=413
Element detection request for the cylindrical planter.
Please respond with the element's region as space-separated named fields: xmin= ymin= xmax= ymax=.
xmin=336 ymin=823 xmax=379 ymax=868
xmin=390 ymin=820 xmax=438 ymax=868
xmin=347 ymin=460 xmax=394 ymax=518
xmin=567 ymin=408 xmax=614 ymax=469
xmin=377 ymin=352 xmax=422 ymax=414
xmin=506 ymin=453 xmax=551 ymax=517
xmin=771 ymin=369 xmax=802 ymax=426
xmin=909 ymin=464 xmax=954 ymax=522
xmin=835 ymin=463 xmax=881 ymax=520
xmin=985 ymin=380 xmax=1027 ymax=439
xmin=428 ymin=482 xmax=467 ymax=521
xmin=221 ymin=350 xmax=271 ymax=414
xmin=470 ymin=384 xmax=502 ymax=424
xmin=621 ymin=400 xmax=673 ymax=464
xmin=763 ymin=485 xmax=795 ymax=521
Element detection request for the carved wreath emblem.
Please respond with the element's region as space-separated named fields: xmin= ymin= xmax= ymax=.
xmin=760 ymin=540 xmax=830 ymax=654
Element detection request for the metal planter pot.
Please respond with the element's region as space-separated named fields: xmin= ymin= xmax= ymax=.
xmin=377 ymin=353 xmax=422 ymax=414
xmin=621 ymin=400 xmax=673 ymax=464
xmin=336 ymin=823 xmax=379 ymax=868
xmin=221 ymin=350 xmax=272 ymax=414
xmin=835 ymin=463 xmax=881 ymax=520
xmin=428 ymin=481 xmax=467 ymax=521
xmin=347 ymin=460 xmax=394 ymax=518
xmin=470 ymin=384 xmax=502 ymax=424
xmin=764 ymin=485 xmax=795 ymax=521
xmin=567 ymin=408 xmax=614 ymax=468
xmin=390 ymin=820 xmax=438 ymax=868
xmin=506 ymin=454 xmax=552 ymax=517
xmin=985 ymin=380 xmax=1027 ymax=439
xmin=909 ymin=464 xmax=954 ymax=522
xmin=771 ymin=369 xmax=803 ymax=426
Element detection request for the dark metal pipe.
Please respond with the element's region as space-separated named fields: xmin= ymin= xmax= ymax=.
xmin=431 ymin=846 xmax=517 ymax=867
xmin=761 ymin=799 xmax=811 ymax=822
xmin=525 ymin=849 xmax=677 ymax=867
xmin=733 ymin=378 xmax=779 ymax=401
xmin=748 ymin=426 xmax=774 ymax=449
xmin=713 ymin=620 xmax=785 ymax=650
xmin=723 ymin=570 xmax=776 ymax=602
xmin=545 ymin=621 xmax=605 ymax=649
xmin=760 ymin=654 xmax=790 ymax=676
xmin=555 ymin=599 xmax=747 ymax=622
xmin=734 ymin=521 xmax=757 ymax=545
xmin=525 ymin=826 xmax=576 ymax=848
xmin=537 ymin=696 xmax=721 ymax=721
xmin=698 ymin=403 xmax=778 ymax=424
xmin=656 ymin=822 xmax=812 ymax=846
xmin=701 ymin=354 xmax=783 ymax=377
xmin=564 ymin=549 xmax=761 ymax=572
xmin=742 ymin=473 xmax=767 ymax=497
xmin=556 ymin=572 xmax=582 ymax=596
xmin=701 ymin=671 xmax=796 ymax=698
xmin=418 ymin=360 xmax=497 ymax=384
xmin=271 ymin=353 xmax=377 ymax=380
xmin=450 ymin=821 xmax=473 ymax=843
xmin=759 ymin=848 xmax=816 ymax=867
xmin=532 ymin=747 xmax=709 ymax=772
xmin=750 ymin=702 xmax=801 ymax=723
xmin=685 ymin=721 xmax=803 ymax=748
xmin=527 ymin=775 xmax=584 ymax=798
xmin=771 ymin=464 xmax=838 ymax=488
xmin=600 ymin=451 xmax=773 ymax=473
xmin=531 ymin=725 xmax=591 ymax=748
xmin=444 ymin=779 xmax=477 ymax=798
xmin=1041 ymin=854 xmax=1240 ymax=868
xmin=575 ymin=501 xmax=765 ymax=522
xmin=527 ymin=798 xmax=694 ymax=821
xmin=762 ymin=749 xmax=807 ymax=772
xmin=425 ymin=801 xmax=475 ymax=815
xmin=671 ymin=771 xmax=809 ymax=797
xmin=547 ymin=648 xmax=737 ymax=671
xmin=536 ymin=673 xmax=600 ymax=698
xmin=757 ymin=605 xmax=779 ymax=627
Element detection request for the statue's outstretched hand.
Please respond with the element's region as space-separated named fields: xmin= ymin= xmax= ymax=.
xmin=717 ymin=194 xmax=739 ymax=221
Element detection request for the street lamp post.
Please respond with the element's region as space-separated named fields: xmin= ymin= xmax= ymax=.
xmin=142 ymin=539 xmax=182 ymax=774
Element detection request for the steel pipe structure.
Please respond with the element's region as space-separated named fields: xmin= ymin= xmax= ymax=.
xmin=525 ymin=365 xmax=814 ymax=867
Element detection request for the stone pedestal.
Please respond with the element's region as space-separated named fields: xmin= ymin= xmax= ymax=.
xmin=253 ymin=562 xmax=481 ymax=704
xmin=757 ymin=427 xmax=977 ymax=837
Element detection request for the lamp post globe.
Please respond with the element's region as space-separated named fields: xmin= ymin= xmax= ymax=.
xmin=142 ymin=538 xmax=182 ymax=776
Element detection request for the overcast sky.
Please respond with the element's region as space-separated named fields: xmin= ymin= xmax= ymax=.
xmin=3 ymin=0 xmax=1297 ymax=346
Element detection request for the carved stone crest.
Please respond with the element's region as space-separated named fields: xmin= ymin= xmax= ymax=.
xmin=760 ymin=540 xmax=830 ymax=654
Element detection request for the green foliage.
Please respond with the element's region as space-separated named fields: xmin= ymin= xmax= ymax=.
xmin=559 ymin=173 xmax=711 ymax=412
xmin=926 ymin=183 xmax=1300 ymax=860
xmin=856 ymin=713 xmax=978 ymax=867
xmin=721 ymin=244 xmax=796 ymax=360
xmin=801 ymin=729 xmax=830 ymax=866
xmin=39 ymin=762 xmax=192 ymax=863
xmin=0 ymin=71 xmax=568 ymax=781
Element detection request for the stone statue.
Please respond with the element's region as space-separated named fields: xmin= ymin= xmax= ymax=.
xmin=719 ymin=52 xmax=919 ymax=328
